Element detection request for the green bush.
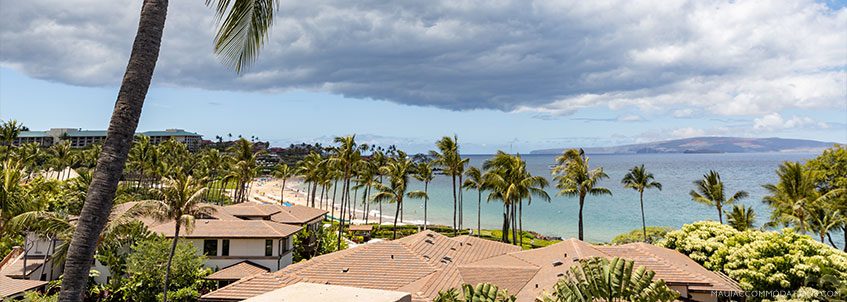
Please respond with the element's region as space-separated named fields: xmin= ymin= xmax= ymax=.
xmin=119 ymin=236 xmax=212 ymax=302
xmin=611 ymin=226 xmax=673 ymax=244
xmin=659 ymin=221 xmax=847 ymax=300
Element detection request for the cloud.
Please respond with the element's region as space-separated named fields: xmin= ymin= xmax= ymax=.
xmin=752 ymin=113 xmax=829 ymax=131
xmin=1 ymin=0 xmax=845 ymax=116
xmin=672 ymin=109 xmax=695 ymax=118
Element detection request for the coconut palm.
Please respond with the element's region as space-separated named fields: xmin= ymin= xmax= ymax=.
xmin=272 ymin=163 xmax=294 ymax=203
xmin=621 ymin=164 xmax=662 ymax=242
xmin=484 ymin=152 xmax=550 ymax=244
xmin=690 ymin=170 xmax=748 ymax=224
xmin=431 ymin=136 xmax=461 ymax=235
xmin=808 ymin=205 xmax=842 ymax=244
xmin=372 ymin=152 xmax=426 ymax=239
xmin=539 ymin=257 xmax=678 ymax=302
xmin=725 ymin=204 xmax=756 ymax=231
xmin=462 ymin=166 xmax=485 ymax=237
xmin=49 ymin=141 xmax=75 ymax=181
xmin=552 ymin=149 xmax=611 ymax=241
xmin=227 ymin=138 xmax=260 ymax=203
xmin=0 ymin=120 xmax=23 ymax=164
xmin=761 ymin=162 xmax=845 ymax=233
xmin=60 ymin=1 xmax=278 ymax=297
xmin=133 ymin=173 xmax=216 ymax=302
xmin=434 ymin=283 xmax=516 ymax=302
xmin=414 ymin=161 xmax=434 ymax=230
xmin=328 ymin=135 xmax=361 ymax=249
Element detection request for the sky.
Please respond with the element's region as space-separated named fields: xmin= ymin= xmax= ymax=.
xmin=1 ymin=0 xmax=845 ymax=154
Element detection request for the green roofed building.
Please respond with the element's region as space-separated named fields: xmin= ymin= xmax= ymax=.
xmin=14 ymin=128 xmax=203 ymax=150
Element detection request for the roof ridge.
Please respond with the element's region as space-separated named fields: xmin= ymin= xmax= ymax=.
xmin=629 ymin=244 xmax=710 ymax=283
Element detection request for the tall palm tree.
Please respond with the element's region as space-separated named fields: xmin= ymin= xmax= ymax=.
xmin=415 ymin=161 xmax=435 ymax=230
xmin=328 ymin=135 xmax=361 ymax=249
xmin=761 ymin=162 xmax=842 ymax=234
xmin=60 ymin=1 xmax=278 ymax=298
xmin=462 ymin=166 xmax=484 ymax=237
xmin=726 ymin=204 xmax=756 ymax=231
xmin=50 ymin=141 xmax=74 ymax=181
xmin=372 ymin=152 xmax=426 ymax=239
xmin=809 ymin=205 xmax=843 ymax=246
xmin=272 ymin=163 xmax=294 ymax=203
xmin=431 ymin=136 xmax=461 ymax=235
xmin=128 ymin=135 xmax=152 ymax=188
xmin=227 ymin=138 xmax=260 ymax=203
xmin=134 ymin=173 xmax=216 ymax=302
xmin=621 ymin=164 xmax=662 ymax=242
xmin=539 ymin=257 xmax=678 ymax=302
xmin=552 ymin=149 xmax=611 ymax=241
xmin=484 ymin=152 xmax=550 ymax=244
xmin=690 ymin=170 xmax=748 ymax=224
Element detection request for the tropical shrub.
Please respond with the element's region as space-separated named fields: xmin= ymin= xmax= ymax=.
xmin=120 ymin=236 xmax=212 ymax=302
xmin=660 ymin=221 xmax=847 ymax=300
xmin=611 ymin=226 xmax=672 ymax=244
xmin=538 ymin=257 xmax=678 ymax=302
xmin=293 ymin=224 xmax=346 ymax=262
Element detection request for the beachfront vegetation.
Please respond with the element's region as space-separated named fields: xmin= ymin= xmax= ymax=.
xmin=484 ymin=151 xmax=551 ymax=245
xmin=689 ymin=170 xmax=749 ymax=224
xmin=660 ymin=221 xmax=847 ymax=299
xmin=539 ymin=257 xmax=678 ymax=302
xmin=726 ymin=204 xmax=757 ymax=231
xmin=611 ymin=226 xmax=673 ymax=244
xmin=621 ymin=164 xmax=663 ymax=242
xmin=552 ymin=148 xmax=611 ymax=241
xmin=292 ymin=224 xmax=346 ymax=262
xmin=373 ymin=151 xmax=428 ymax=239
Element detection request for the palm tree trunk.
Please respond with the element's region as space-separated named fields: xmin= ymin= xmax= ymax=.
xmin=578 ymin=195 xmax=585 ymax=241
xmin=310 ymin=182 xmax=318 ymax=208
xmin=364 ymin=185 xmax=371 ymax=224
xmin=477 ymin=189 xmax=481 ymax=237
xmin=393 ymin=197 xmax=402 ymax=239
xmin=331 ymin=178 xmax=338 ymax=217
xmin=424 ymin=182 xmax=429 ymax=230
xmin=640 ymin=191 xmax=647 ymax=242
xmin=717 ymin=204 xmax=723 ymax=224
xmin=451 ymin=174 xmax=457 ymax=236
xmin=337 ymin=178 xmax=346 ymax=251
xmin=458 ymin=174 xmax=463 ymax=231
xmin=280 ymin=178 xmax=286 ymax=203
xmin=826 ymin=232 xmax=837 ymax=248
xmin=163 ymin=221 xmax=181 ymax=302
xmin=519 ymin=200 xmax=523 ymax=246
xmin=842 ymin=229 xmax=846 ymax=252
xmin=502 ymin=204 xmax=509 ymax=242
xmin=511 ymin=202 xmax=517 ymax=245
xmin=58 ymin=1 xmax=168 ymax=300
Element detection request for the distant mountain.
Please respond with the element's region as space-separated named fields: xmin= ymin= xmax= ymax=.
xmin=530 ymin=137 xmax=841 ymax=155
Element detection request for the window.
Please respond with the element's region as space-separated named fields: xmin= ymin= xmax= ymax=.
xmin=203 ymin=240 xmax=218 ymax=256
xmin=265 ymin=239 xmax=273 ymax=256
xmin=222 ymin=240 xmax=230 ymax=256
xmin=279 ymin=237 xmax=290 ymax=254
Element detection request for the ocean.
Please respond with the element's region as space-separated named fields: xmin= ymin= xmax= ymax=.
xmin=359 ymin=152 xmax=841 ymax=245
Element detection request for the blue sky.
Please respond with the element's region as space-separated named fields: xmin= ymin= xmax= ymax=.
xmin=1 ymin=0 xmax=845 ymax=153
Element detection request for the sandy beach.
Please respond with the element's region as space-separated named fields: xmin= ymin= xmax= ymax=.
xmin=243 ymin=177 xmax=426 ymax=226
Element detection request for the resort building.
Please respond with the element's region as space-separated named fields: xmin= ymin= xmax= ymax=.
xmin=0 ymin=201 xmax=327 ymax=297
xmin=202 ymin=230 xmax=742 ymax=302
xmin=13 ymin=128 xmax=203 ymax=150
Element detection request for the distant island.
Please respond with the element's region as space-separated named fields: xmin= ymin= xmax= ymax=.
xmin=530 ymin=137 xmax=841 ymax=155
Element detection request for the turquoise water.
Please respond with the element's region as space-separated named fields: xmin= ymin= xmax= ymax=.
xmin=367 ymin=152 xmax=839 ymax=244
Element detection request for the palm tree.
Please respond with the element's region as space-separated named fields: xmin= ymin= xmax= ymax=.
xmin=227 ymin=138 xmax=260 ymax=203
xmin=49 ymin=141 xmax=74 ymax=181
xmin=60 ymin=1 xmax=277 ymax=298
xmin=809 ymin=205 xmax=843 ymax=246
xmin=129 ymin=135 xmax=152 ymax=188
xmin=134 ymin=173 xmax=216 ymax=302
xmin=690 ymin=170 xmax=748 ymax=224
xmin=762 ymin=162 xmax=847 ymax=235
xmin=539 ymin=257 xmax=678 ymax=302
xmin=414 ymin=161 xmax=434 ymax=230
xmin=726 ymin=204 xmax=756 ymax=231
xmin=552 ymin=149 xmax=611 ymax=241
xmin=431 ymin=136 xmax=460 ymax=235
xmin=462 ymin=166 xmax=485 ymax=237
xmin=372 ymin=152 xmax=426 ymax=239
xmin=484 ymin=152 xmax=550 ymax=244
xmin=434 ymin=283 xmax=516 ymax=302
xmin=621 ymin=164 xmax=662 ymax=242
xmin=328 ymin=135 xmax=361 ymax=249
xmin=272 ymin=163 xmax=294 ymax=203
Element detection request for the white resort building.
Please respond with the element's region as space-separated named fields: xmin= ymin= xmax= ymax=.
xmin=13 ymin=128 xmax=203 ymax=150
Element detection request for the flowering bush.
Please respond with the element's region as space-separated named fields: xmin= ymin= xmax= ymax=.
xmin=659 ymin=221 xmax=847 ymax=299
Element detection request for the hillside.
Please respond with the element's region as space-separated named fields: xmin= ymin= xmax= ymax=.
xmin=530 ymin=137 xmax=840 ymax=155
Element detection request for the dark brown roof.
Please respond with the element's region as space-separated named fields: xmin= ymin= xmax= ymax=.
xmin=207 ymin=261 xmax=270 ymax=281
xmin=151 ymin=219 xmax=301 ymax=238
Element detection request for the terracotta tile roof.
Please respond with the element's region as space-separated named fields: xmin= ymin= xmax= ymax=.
xmin=202 ymin=234 xmax=742 ymax=302
xmin=109 ymin=201 xmax=241 ymax=228
xmin=150 ymin=219 xmax=301 ymax=238
xmin=0 ymin=258 xmax=45 ymax=278
xmin=0 ymin=276 xmax=46 ymax=298
xmin=206 ymin=261 xmax=270 ymax=281
xmin=222 ymin=203 xmax=327 ymax=225
xmin=223 ymin=203 xmax=281 ymax=217
xmin=269 ymin=204 xmax=327 ymax=225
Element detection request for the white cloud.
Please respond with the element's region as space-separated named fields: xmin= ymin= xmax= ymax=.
xmin=1 ymin=0 xmax=845 ymax=115
xmin=672 ymin=109 xmax=695 ymax=118
xmin=617 ymin=114 xmax=643 ymax=122
xmin=753 ymin=113 xmax=829 ymax=131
